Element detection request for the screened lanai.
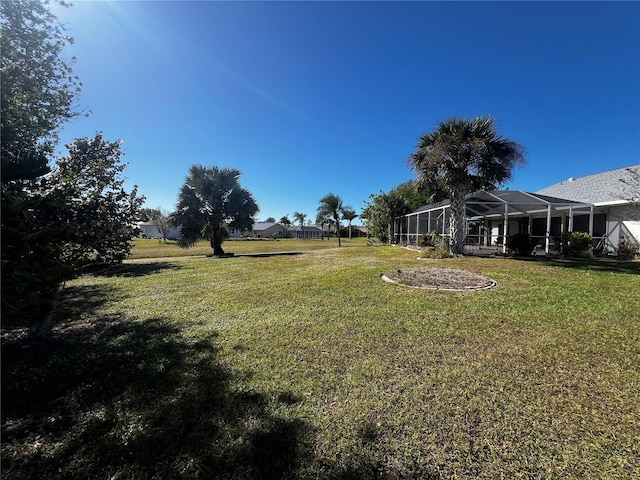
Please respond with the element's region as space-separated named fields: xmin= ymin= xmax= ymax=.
xmin=400 ymin=190 xmax=600 ymax=255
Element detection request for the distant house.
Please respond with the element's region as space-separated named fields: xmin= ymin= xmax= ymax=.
xmin=137 ymin=221 xmax=180 ymax=240
xmin=401 ymin=165 xmax=640 ymax=255
xmin=250 ymin=222 xmax=289 ymax=238
xmin=288 ymin=224 xmax=323 ymax=239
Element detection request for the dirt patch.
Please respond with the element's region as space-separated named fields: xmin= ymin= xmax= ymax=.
xmin=382 ymin=267 xmax=496 ymax=291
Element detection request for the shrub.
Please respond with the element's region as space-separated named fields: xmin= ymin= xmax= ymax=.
xmin=555 ymin=231 xmax=592 ymax=257
xmin=617 ymin=237 xmax=639 ymax=260
xmin=508 ymin=233 xmax=536 ymax=256
xmin=419 ymin=231 xmax=444 ymax=248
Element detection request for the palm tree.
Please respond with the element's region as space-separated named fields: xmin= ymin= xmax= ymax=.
xmin=293 ymin=211 xmax=306 ymax=239
xmin=317 ymin=193 xmax=345 ymax=247
xmin=315 ymin=213 xmax=330 ymax=240
xmin=408 ymin=116 xmax=525 ymax=254
xmin=341 ymin=206 xmax=358 ymax=239
xmin=172 ymin=165 xmax=259 ymax=256
xmin=279 ymin=215 xmax=292 ymax=227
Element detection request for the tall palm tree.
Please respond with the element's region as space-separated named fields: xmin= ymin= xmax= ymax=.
xmin=317 ymin=193 xmax=345 ymax=247
xmin=293 ymin=211 xmax=307 ymax=239
xmin=172 ymin=165 xmax=259 ymax=256
xmin=408 ymin=116 xmax=526 ymax=254
xmin=341 ymin=206 xmax=358 ymax=239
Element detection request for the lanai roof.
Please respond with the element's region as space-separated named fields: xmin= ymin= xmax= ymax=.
xmin=409 ymin=190 xmax=591 ymax=218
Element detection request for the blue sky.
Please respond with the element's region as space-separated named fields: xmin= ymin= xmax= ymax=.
xmin=54 ymin=1 xmax=640 ymax=222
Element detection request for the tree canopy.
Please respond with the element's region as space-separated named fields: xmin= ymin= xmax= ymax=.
xmin=172 ymin=165 xmax=258 ymax=256
xmin=361 ymin=191 xmax=410 ymax=244
xmin=408 ymin=116 xmax=526 ymax=253
xmin=1 ymin=0 xmax=83 ymax=182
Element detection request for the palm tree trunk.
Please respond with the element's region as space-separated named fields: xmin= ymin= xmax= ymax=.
xmin=211 ymin=226 xmax=225 ymax=256
xmin=449 ymin=192 xmax=466 ymax=254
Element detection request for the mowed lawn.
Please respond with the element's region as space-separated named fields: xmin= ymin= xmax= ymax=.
xmin=2 ymin=239 xmax=639 ymax=479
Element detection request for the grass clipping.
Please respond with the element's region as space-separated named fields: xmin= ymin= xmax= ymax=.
xmin=382 ymin=267 xmax=496 ymax=291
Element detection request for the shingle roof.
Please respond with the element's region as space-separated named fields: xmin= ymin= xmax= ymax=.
xmin=536 ymin=165 xmax=640 ymax=206
xmin=252 ymin=222 xmax=279 ymax=231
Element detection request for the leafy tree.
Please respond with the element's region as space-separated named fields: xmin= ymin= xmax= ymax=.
xmin=46 ymin=133 xmax=145 ymax=265
xmin=408 ymin=116 xmax=525 ymax=253
xmin=265 ymin=216 xmax=276 ymax=223
xmin=341 ymin=206 xmax=358 ymax=239
xmin=172 ymin=165 xmax=258 ymax=256
xmin=1 ymin=0 xmax=83 ymax=183
xmin=293 ymin=211 xmax=307 ymax=238
xmin=317 ymin=193 xmax=345 ymax=247
xmin=139 ymin=207 xmax=160 ymax=222
xmin=361 ymin=190 xmax=410 ymax=244
xmin=1 ymin=0 xmax=84 ymax=326
xmin=390 ymin=179 xmax=448 ymax=211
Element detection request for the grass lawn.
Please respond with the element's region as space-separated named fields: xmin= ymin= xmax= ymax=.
xmin=2 ymin=240 xmax=639 ymax=479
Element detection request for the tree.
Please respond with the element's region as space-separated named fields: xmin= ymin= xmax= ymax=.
xmin=317 ymin=193 xmax=345 ymax=247
xmin=293 ymin=211 xmax=307 ymax=238
xmin=315 ymin=213 xmax=330 ymax=240
xmin=142 ymin=206 xmax=173 ymax=242
xmin=1 ymin=0 xmax=83 ymax=183
xmin=279 ymin=215 xmax=291 ymax=227
xmin=1 ymin=0 xmax=84 ymax=326
xmin=361 ymin=190 xmax=410 ymax=244
xmin=390 ymin=179 xmax=448 ymax=211
xmin=265 ymin=216 xmax=276 ymax=223
xmin=171 ymin=165 xmax=258 ymax=256
xmin=46 ymin=133 xmax=145 ymax=266
xmin=408 ymin=116 xmax=525 ymax=253
xmin=341 ymin=206 xmax=358 ymax=239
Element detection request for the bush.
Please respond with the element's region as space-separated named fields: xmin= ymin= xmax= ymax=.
xmin=508 ymin=233 xmax=536 ymax=256
xmin=419 ymin=231 xmax=444 ymax=248
xmin=617 ymin=237 xmax=639 ymax=260
xmin=555 ymin=231 xmax=592 ymax=257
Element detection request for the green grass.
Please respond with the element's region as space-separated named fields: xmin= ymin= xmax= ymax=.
xmin=2 ymin=243 xmax=640 ymax=479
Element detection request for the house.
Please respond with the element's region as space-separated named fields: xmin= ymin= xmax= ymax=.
xmin=288 ymin=224 xmax=323 ymax=239
xmin=401 ymin=165 xmax=640 ymax=255
xmin=536 ymin=165 xmax=640 ymax=253
xmin=137 ymin=221 xmax=180 ymax=240
xmin=249 ymin=222 xmax=289 ymax=238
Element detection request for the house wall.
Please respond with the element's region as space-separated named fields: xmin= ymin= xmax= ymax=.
xmin=605 ymin=205 xmax=640 ymax=251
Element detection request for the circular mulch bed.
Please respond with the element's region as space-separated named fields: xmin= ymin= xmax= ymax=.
xmin=382 ymin=267 xmax=496 ymax=291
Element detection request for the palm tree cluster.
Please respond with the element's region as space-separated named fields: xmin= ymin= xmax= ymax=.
xmin=317 ymin=193 xmax=357 ymax=246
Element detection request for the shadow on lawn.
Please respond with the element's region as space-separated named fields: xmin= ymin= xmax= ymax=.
xmin=2 ymin=285 xmax=313 ymax=480
xmin=536 ymin=257 xmax=640 ymax=275
xmin=83 ymin=261 xmax=183 ymax=278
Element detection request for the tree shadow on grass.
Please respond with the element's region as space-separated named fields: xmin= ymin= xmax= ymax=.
xmin=2 ymin=286 xmax=314 ymax=479
xmin=535 ymin=256 xmax=640 ymax=275
xmin=83 ymin=261 xmax=183 ymax=278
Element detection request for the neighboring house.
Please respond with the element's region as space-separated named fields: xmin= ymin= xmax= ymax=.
xmin=250 ymin=222 xmax=289 ymax=238
xmin=137 ymin=221 xmax=180 ymax=240
xmin=288 ymin=225 xmax=323 ymax=239
xmin=401 ymin=165 xmax=640 ymax=255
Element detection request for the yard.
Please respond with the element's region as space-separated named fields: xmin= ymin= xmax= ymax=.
xmin=2 ymin=239 xmax=639 ymax=479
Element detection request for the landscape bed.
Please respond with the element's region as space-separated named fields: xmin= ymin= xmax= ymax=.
xmin=2 ymin=239 xmax=639 ymax=479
